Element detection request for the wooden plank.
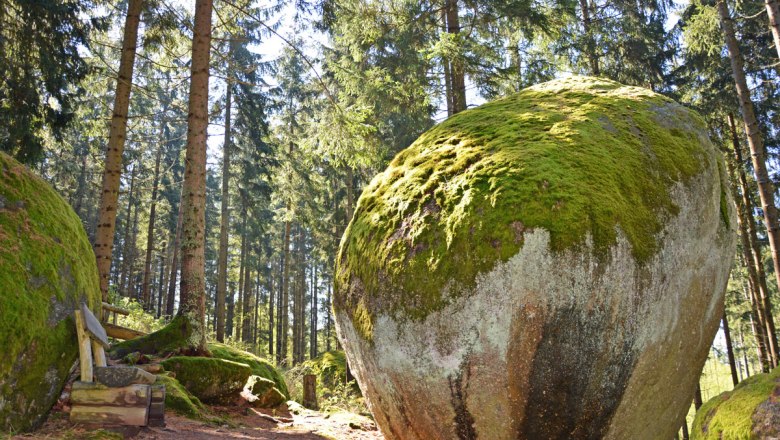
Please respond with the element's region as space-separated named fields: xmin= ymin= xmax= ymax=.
xmin=70 ymin=404 xmax=148 ymax=426
xmin=92 ymin=342 xmax=107 ymax=367
xmin=102 ymin=302 xmax=130 ymax=316
xmin=71 ymin=383 xmax=151 ymax=407
xmin=81 ymin=303 xmax=109 ymax=348
xmin=74 ymin=310 xmax=93 ymax=382
xmin=104 ymin=322 xmax=147 ymax=340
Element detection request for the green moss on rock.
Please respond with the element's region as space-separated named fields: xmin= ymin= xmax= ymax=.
xmin=110 ymin=314 xmax=193 ymax=358
xmin=161 ymin=356 xmax=251 ymax=404
xmin=691 ymin=367 xmax=780 ymax=439
xmin=335 ymin=76 xmax=713 ymax=341
xmin=208 ymin=342 xmax=289 ymax=398
xmin=155 ymin=373 xmax=207 ymax=419
xmin=0 ymin=152 xmax=101 ymax=432
xmin=304 ymin=350 xmax=357 ymax=392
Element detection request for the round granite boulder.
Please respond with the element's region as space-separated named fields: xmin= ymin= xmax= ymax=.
xmin=0 ymin=152 xmax=101 ymax=432
xmin=334 ymin=76 xmax=736 ymax=439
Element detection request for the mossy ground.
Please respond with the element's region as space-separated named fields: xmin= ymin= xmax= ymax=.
xmin=691 ymin=367 xmax=780 ymax=439
xmin=0 ymin=152 xmax=101 ymax=432
xmin=335 ymin=76 xmax=714 ymax=341
xmin=208 ymin=342 xmax=289 ymax=398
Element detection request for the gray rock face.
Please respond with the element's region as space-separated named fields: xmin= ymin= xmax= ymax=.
xmin=95 ymin=366 xmax=156 ymax=387
xmin=334 ymin=78 xmax=736 ymax=439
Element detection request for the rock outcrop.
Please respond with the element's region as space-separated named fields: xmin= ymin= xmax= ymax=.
xmin=334 ymin=77 xmax=736 ymax=439
xmin=692 ymin=367 xmax=780 ymax=440
xmin=0 ymin=152 xmax=101 ymax=432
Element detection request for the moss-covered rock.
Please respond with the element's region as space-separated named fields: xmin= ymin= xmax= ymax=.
xmin=208 ymin=342 xmax=289 ymax=398
xmin=0 ymin=152 xmax=101 ymax=433
xmin=244 ymin=376 xmax=286 ymax=408
xmin=334 ymin=77 xmax=736 ymax=439
xmin=304 ymin=350 xmax=358 ymax=393
xmin=154 ymin=373 xmax=207 ymax=419
xmin=692 ymin=367 xmax=780 ymax=439
xmin=160 ymin=356 xmax=251 ymax=404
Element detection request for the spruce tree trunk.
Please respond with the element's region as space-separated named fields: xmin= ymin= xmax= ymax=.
xmin=216 ymin=82 xmax=232 ymax=342
xmin=276 ymin=249 xmax=284 ymax=363
xmin=719 ymin=1 xmax=780 ymax=367
xmin=326 ymin=281 xmax=332 ymax=352
xmin=311 ymin=263 xmax=317 ymax=359
xmin=157 ymin=253 xmax=166 ymax=317
xmin=444 ymin=0 xmax=466 ymax=114
xmin=141 ymin=132 xmax=164 ymax=309
xmin=269 ymin=260 xmax=275 ymax=356
xmin=178 ymin=0 xmax=212 ymax=352
xmin=236 ymin=211 xmax=248 ymax=341
xmin=166 ymin=200 xmax=183 ymax=317
xmin=722 ymin=313 xmax=740 ymax=386
xmin=119 ymin=163 xmax=138 ymax=297
xmin=578 ymin=0 xmax=600 ymax=76
xmin=127 ymin=194 xmax=140 ymax=300
xmin=766 ymin=0 xmax=780 ymax=61
xmin=94 ymin=0 xmax=143 ymax=302
xmin=440 ymin=6 xmax=453 ymax=117
xmin=242 ymin=249 xmax=253 ymax=343
xmin=728 ymin=114 xmax=779 ymax=368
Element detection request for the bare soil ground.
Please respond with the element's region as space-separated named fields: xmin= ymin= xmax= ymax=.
xmin=11 ymin=405 xmax=383 ymax=440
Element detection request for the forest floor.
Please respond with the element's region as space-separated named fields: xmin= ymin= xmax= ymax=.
xmin=11 ymin=403 xmax=383 ymax=440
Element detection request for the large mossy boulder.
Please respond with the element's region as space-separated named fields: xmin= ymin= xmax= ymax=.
xmin=0 ymin=152 xmax=101 ymax=432
xmin=334 ymin=77 xmax=736 ymax=439
xmin=208 ymin=342 xmax=289 ymax=398
xmin=161 ymin=356 xmax=252 ymax=404
xmin=692 ymin=367 xmax=780 ymax=439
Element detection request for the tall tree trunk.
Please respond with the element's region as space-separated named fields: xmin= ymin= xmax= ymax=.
xmin=236 ymin=210 xmax=248 ymax=341
xmin=178 ymin=0 xmax=212 ymax=352
xmin=719 ymin=0 xmax=780 ymax=367
xmin=578 ymin=0 xmax=600 ymax=76
xmin=227 ymin=282 xmax=235 ymax=337
xmin=739 ymin=327 xmax=752 ymax=378
xmin=440 ymin=6 xmax=453 ymax=117
xmin=766 ymin=0 xmax=780 ymax=61
xmin=157 ymin=252 xmax=166 ymax=317
xmin=141 ymin=131 xmax=165 ymax=309
xmin=94 ymin=0 xmax=143 ymax=303
xmin=310 ymin=263 xmax=317 ymax=359
xmin=444 ymin=0 xmax=466 ymax=114
xmin=166 ymin=199 xmax=183 ymax=317
xmin=216 ymin=82 xmax=232 ymax=342
xmin=743 ymin=278 xmax=770 ymax=370
xmin=276 ymin=247 xmax=284 ymax=362
xmin=127 ymin=195 xmax=141 ymax=300
xmin=269 ymin=262 xmax=275 ymax=356
xmin=119 ymin=163 xmax=138 ymax=297
xmin=728 ymin=114 xmax=779 ymax=368
xmin=722 ymin=313 xmax=739 ymax=387
xmin=73 ymin=146 xmax=88 ymax=218
xmin=281 ymin=220 xmax=291 ymax=365
xmin=253 ymin=268 xmax=260 ymax=347
xmin=326 ymin=281 xmax=332 ymax=352
xmin=242 ymin=249 xmax=253 ymax=343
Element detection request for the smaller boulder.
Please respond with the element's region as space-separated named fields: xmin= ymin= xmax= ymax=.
xmin=155 ymin=374 xmax=206 ymax=419
xmin=241 ymin=375 xmax=286 ymax=408
xmin=161 ymin=356 xmax=251 ymax=404
xmin=692 ymin=367 xmax=780 ymax=439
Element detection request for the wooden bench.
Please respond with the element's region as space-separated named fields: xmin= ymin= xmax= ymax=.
xmin=70 ymin=303 xmax=165 ymax=427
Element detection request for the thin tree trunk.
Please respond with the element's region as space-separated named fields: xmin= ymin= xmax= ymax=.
xmin=722 ymin=313 xmax=739 ymax=387
xmin=281 ymin=220 xmax=291 ymax=365
xmin=719 ymin=0 xmax=780 ymax=369
xmin=440 ymin=6 xmax=453 ymax=117
xmin=73 ymin=147 xmax=88 ymax=218
xmin=276 ymin=246 xmax=284 ymax=362
xmin=326 ymin=281 xmax=332 ymax=352
xmin=579 ymin=0 xmax=600 ymax=76
xmin=739 ymin=327 xmax=752 ymax=378
xmin=766 ymin=0 xmax=780 ymax=61
xmin=166 ymin=199 xmax=183 ymax=317
xmin=242 ymin=249 xmax=253 ymax=343
xmin=94 ymin=0 xmax=143 ymax=302
xmin=236 ymin=210 xmax=248 ymax=341
xmin=119 ymin=163 xmax=138 ymax=297
xmin=157 ymin=253 xmax=166 ymax=318
xmin=743 ymin=278 xmax=770 ymax=371
xmin=269 ymin=262 xmax=275 ymax=356
xmin=253 ymin=268 xmax=260 ymax=347
xmin=311 ymin=262 xmax=317 ymax=359
xmin=127 ymin=194 xmax=140 ymax=300
xmin=178 ymin=0 xmax=213 ymax=352
xmin=728 ymin=113 xmax=779 ymax=368
xmin=216 ymin=81 xmax=232 ymax=342
xmin=141 ymin=132 xmax=165 ymax=309
xmin=227 ymin=282 xmax=235 ymax=338
xmin=444 ymin=0 xmax=466 ymax=114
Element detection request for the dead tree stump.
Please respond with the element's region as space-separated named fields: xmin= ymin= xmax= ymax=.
xmin=303 ymin=374 xmax=318 ymax=410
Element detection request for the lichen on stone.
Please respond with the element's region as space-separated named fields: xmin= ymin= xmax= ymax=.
xmin=0 ymin=152 xmax=101 ymax=432
xmin=335 ymin=76 xmax=713 ymax=342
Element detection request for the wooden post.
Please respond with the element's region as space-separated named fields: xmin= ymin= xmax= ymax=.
xmin=74 ymin=310 xmax=94 ymax=382
xmin=303 ymin=374 xmax=318 ymax=410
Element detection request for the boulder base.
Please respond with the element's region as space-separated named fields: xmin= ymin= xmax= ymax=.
xmin=334 ymin=77 xmax=736 ymax=439
xmin=0 ymin=152 xmax=101 ymax=432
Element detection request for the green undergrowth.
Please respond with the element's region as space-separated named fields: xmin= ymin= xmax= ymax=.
xmin=155 ymin=373 xmax=208 ymax=419
xmin=0 ymin=152 xmax=101 ymax=432
xmin=208 ymin=342 xmax=289 ymax=398
xmin=691 ymin=366 xmax=780 ymax=439
xmin=110 ymin=314 xmax=192 ymax=358
xmin=335 ymin=76 xmax=716 ymax=341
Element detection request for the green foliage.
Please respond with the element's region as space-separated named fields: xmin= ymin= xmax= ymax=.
xmin=691 ymin=366 xmax=780 ymax=439
xmin=0 ymin=152 xmax=101 ymax=432
xmin=336 ymin=76 xmax=713 ymax=341
xmin=106 ymin=295 xmax=167 ymax=335
xmin=208 ymin=342 xmax=289 ymax=398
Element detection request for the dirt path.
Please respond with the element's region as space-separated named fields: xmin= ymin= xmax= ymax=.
xmin=13 ymin=406 xmax=383 ymax=440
